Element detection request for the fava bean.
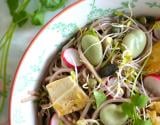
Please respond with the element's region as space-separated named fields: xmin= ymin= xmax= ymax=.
xmin=100 ymin=104 xmax=128 ymax=125
xmin=123 ymin=29 xmax=146 ymax=58
xmin=81 ymin=35 xmax=103 ymax=66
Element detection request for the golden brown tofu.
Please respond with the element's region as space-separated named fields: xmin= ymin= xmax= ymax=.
xmin=144 ymin=42 xmax=160 ymax=74
xmin=46 ymin=76 xmax=89 ymax=116
xmin=147 ymin=101 xmax=160 ymax=125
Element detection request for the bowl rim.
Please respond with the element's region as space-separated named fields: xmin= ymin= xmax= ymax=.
xmin=8 ymin=0 xmax=84 ymax=124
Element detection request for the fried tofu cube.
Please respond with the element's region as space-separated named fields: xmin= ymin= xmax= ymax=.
xmin=46 ymin=76 xmax=89 ymax=116
xmin=144 ymin=42 xmax=160 ymax=74
xmin=147 ymin=110 xmax=160 ymax=125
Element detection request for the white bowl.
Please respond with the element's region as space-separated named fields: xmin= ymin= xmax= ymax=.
xmin=9 ymin=0 xmax=160 ymax=125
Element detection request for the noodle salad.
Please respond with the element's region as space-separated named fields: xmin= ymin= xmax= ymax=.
xmin=23 ymin=10 xmax=160 ymax=125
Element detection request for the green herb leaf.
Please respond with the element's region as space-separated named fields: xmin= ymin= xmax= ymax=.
xmin=40 ymin=0 xmax=66 ymax=11
xmin=122 ymin=95 xmax=151 ymax=125
xmin=93 ymin=90 xmax=107 ymax=108
xmin=16 ymin=0 xmax=30 ymax=13
xmin=7 ymin=0 xmax=19 ymax=16
xmin=134 ymin=119 xmax=152 ymax=125
xmin=131 ymin=94 xmax=149 ymax=108
xmin=121 ymin=102 xmax=135 ymax=117
xmin=32 ymin=9 xmax=45 ymax=25
xmin=13 ymin=11 xmax=28 ymax=27
xmin=143 ymin=120 xmax=152 ymax=125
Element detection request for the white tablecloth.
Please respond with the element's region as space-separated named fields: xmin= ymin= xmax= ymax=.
xmin=0 ymin=0 xmax=75 ymax=124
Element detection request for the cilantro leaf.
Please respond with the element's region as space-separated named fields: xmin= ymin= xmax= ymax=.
xmin=131 ymin=94 xmax=149 ymax=108
xmin=134 ymin=119 xmax=152 ymax=125
xmin=121 ymin=102 xmax=135 ymax=117
xmin=143 ymin=120 xmax=152 ymax=125
xmin=16 ymin=0 xmax=30 ymax=12
xmin=40 ymin=0 xmax=66 ymax=11
xmin=122 ymin=95 xmax=151 ymax=125
xmin=13 ymin=11 xmax=28 ymax=27
xmin=93 ymin=90 xmax=107 ymax=108
xmin=32 ymin=9 xmax=45 ymax=25
xmin=7 ymin=0 xmax=19 ymax=16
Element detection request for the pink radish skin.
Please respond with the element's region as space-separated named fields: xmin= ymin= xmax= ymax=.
xmin=144 ymin=74 xmax=160 ymax=96
xmin=50 ymin=114 xmax=60 ymax=125
xmin=61 ymin=48 xmax=82 ymax=69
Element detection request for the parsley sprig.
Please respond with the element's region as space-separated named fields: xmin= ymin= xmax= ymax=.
xmin=0 ymin=0 xmax=67 ymax=114
xmin=93 ymin=90 xmax=107 ymax=108
xmin=122 ymin=94 xmax=152 ymax=125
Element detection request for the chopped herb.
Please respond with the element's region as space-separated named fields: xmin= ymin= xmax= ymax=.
xmin=122 ymin=94 xmax=151 ymax=125
xmin=7 ymin=0 xmax=19 ymax=16
xmin=122 ymin=102 xmax=135 ymax=117
xmin=134 ymin=119 xmax=152 ymax=125
xmin=93 ymin=90 xmax=107 ymax=108
xmin=131 ymin=94 xmax=149 ymax=108
xmin=32 ymin=9 xmax=45 ymax=25
xmin=13 ymin=10 xmax=28 ymax=27
xmin=40 ymin=0 xmax=67 ymax=11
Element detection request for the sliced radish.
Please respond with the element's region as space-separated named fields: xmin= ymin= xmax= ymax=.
xmin=50 ymin=114 xmax=60 ymax=125
xmin=144 ymin=74 xmax=160 ymax=96
xmin=61 ymin=48 xmax=82 ymax=69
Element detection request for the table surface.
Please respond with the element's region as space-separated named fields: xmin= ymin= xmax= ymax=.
xmin=0 ymin=0 xmax=75 ymax=124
